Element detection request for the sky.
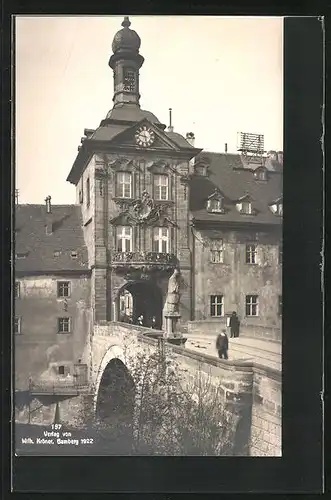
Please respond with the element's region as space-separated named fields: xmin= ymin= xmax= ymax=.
xmin=15 ymin=16 xmax=283 ymax=204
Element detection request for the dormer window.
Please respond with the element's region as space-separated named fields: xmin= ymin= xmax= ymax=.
xmin=16 ymin=252 xmax=28 ymax=259
xmin=237 ymin=199 xmax=253 ymax=215
xmin=195 ymin=164 xmax=207 ymax=176
xmin=254 ymin=168 xmax=268 ymax=181
xmin=123 ymin=68 xmax=136 ymax=92
xmin=207 ymin=199 xmax=224 ymax=213
xmin=269 ymin=200 xmax=283 ymax=216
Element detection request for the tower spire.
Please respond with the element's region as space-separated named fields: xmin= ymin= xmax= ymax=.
xmin=121 ymin=16 xmax=131 ymax=28
xmin=109 ymin=16 xmax=144 ymax=108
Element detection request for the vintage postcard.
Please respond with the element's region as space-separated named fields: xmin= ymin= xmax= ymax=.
xmin=14 ymin=15 xmax=283 ymax=457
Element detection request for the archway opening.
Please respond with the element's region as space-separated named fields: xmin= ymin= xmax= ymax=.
xmin=96 ymin=358 xmax=135 ymax=424
xmin=118 ymin=281 xmax=163 ymax=329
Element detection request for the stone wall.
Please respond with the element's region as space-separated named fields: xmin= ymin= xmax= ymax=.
xmin=15 ymin=274 xmax=91 ymax=391
xmin=250 ymin=365 xmax=282 ymax=456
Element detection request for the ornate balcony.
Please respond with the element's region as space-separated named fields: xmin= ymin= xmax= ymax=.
xmin=110 ymin=251 xmax=178 ymax=273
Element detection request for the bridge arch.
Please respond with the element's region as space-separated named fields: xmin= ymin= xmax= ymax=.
xmin=93 ymin=345 xmax=127 ymax=412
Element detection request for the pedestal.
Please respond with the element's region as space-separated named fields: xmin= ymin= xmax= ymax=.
xmin=164 ymin=313 xmax=187 ymax=346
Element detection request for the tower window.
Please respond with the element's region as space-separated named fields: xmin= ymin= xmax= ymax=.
xmin=210 ymin=295 xmax=224 ymax=317
xmin=245 ymin=295 xmax=259 ymax=316
xmin=15 ymin=317 xmax=21 ymax=334
xmin=153 ymin=227 xmax=170 ymax=253
xmin=86 ymin=177 xmax=90 ymax=207
xmin=153 ymin=174 xmax=169 ymax=201
xmin=123 ymin=68 xmax=136 ymax=92
xmin=116 ymin=172 xmax=132 ymax=198
xmin=116 ymin=226 xmax=133 ymax=252
xmin=58 ymin=317 xmax=71 ymax=334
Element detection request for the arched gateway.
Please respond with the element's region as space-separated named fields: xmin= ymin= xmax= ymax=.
xmin=116 ymin=280 xmax=163 ymax=329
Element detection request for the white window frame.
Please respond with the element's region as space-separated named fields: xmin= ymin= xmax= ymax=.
xmin=210 ymin=240 xmax=224 ymax=263
xmin=154 ymin=174 xmax=169 ymax=201
xmin=58 ymin=317 xmax=71 ymax=334
xmin=123 ymin=68 xmax=136 ymax=92
xmin=116 ymin=172 xmax=132 ymax=199
xmin=246 ymin=244 xmax=257 ymax=264
xmin=153 ymin=227 xmax=170 ymax=253
xmin=245 ymin=295 xmax=259 ymax=316
xmin=14 ymin=317 xmax=21 ymax=334
xmin=86 ymin=177 xmax=90 ymax=207
xmin=116 ymin=226 xmax=133 ymax=252
xmin=210 ymin=295 xmax=224 ymax=317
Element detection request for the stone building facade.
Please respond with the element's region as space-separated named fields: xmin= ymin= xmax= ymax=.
xmin=14 ymin=17 xmax=282 ymax=389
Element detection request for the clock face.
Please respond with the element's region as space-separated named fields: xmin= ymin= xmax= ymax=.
xmin=135 ymin=126 xmax=155 ymax=148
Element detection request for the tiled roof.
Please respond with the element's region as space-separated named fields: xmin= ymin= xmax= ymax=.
xmin=104 ymin=104 xmax=163 ymax=125
xmin=189 ymin=152 xmax=283 ymax=226
xmin=15 ymin=205 xmax=89 ymax=273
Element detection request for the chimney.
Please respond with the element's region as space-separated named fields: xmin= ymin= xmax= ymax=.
xmin=186 ymin=132 xmax=195 ymax=147
xmin=168 ymin=108 xmax=174 ymax=132
xmin=225 ymin=143 xmax=228 ymax=153
xmin=45 ymin=196 xmax=53 ymax=234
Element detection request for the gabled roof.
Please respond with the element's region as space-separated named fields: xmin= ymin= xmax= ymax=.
xmin=15 ymin=205 xmax=89 ymax=273
xmin=189 ymin=152 xmax=283 ymax=226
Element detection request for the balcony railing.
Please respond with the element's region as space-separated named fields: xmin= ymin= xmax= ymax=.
xmin=110 ymin=251 xmax=178 ymax=272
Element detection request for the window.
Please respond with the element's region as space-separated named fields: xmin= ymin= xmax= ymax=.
xmin=210 ymin=295 xmax=224 ymax=317
xmin=71 ymin=251 xmax=78 ymax=259
xmin=116 ymin=226 xmax=133 ymax=252
xmin=54 ymin=250 xmax=61 ymax=257
xmin=123 ymin=68 xmax=136 ymax=92
xmin=246 ymin=244 xmax=257 ymax=264
xmin=210 ymin=240 xmax=224 ymax=263
xmin=16 ymin=252 xmax=27 ymax=259
xmin=278 ymin=244 xmax=283 ymax=265
xmin=241 ymin=201 xmax=252 ymax=214
xmin=207 ymin=199 xmax=224 ymax=213
xmin=86 ymin=177 xmax=90 ymax=207
xmin=15 ymin=281 xmax=20 ymax=298
xmin=154 ymin=174 xmax=169 ymax=201
xmin=58 ymin=365 xmax=65 ymax=375
xmin=278 ymin=295 xmax=282 ymax=316
xmin=79 ymin=188 xmax=83 ymax=204
xmin=14 ymin=317 xmax=21 ymax=334
xmin=116 ymin=172 xmax=132 ymax=198
xmin=153 ymin=227 xmax=170 ymax=253
xmin=246 ymin=295 xmax=259 ymax=316
xmin=255 ymin=169 xmax=267 ymax=181
xmin=270 ymin=202 xmax=283 ymax=216
xmin=57 ymin=281 xmax=70 ymax=298
xmin=58 ymin=317 xmax=71 ymax=333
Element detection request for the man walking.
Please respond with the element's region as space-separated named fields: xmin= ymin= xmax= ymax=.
xmin=229 ymin=311 xmax=240 ymax=338
xmin=216 ymin=329 xmax=229 ymax=360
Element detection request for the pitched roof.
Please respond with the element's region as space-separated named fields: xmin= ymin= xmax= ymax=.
xmin=189 ymin=152 xmax=283 ymax=226
xmin=15 ymin=205 xmax=89 ymax=273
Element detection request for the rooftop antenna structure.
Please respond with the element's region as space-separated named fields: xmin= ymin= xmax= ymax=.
xmin=168 ymin=108 xmax=174 ymax=132
xmin=237 ymin=132 xmax=265 ymax=167
xmin=15 ymin=189 xmax=19 ymax=205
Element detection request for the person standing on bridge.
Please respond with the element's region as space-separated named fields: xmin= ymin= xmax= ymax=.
xmin=216 ymin=329 xmax=229 ymax=360
xmin=229 ymin=311 xmax=240 ymax=338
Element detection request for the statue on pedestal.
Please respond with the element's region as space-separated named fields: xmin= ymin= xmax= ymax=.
xmin=165 ymin=268 xmax=181 ymax=315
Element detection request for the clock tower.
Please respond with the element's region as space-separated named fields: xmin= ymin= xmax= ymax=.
xmin=109 ymin=16 xmax=144 ymax=108
xmin=67 ymin=17 xmax=202 ymax=329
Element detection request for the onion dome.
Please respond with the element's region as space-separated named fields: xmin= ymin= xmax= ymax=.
xmin=112 ymin=17 xmax=141 ymax=53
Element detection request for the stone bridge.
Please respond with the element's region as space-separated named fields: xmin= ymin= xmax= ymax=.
xmin=86 ymin=321 xmax=281 ymax=456
xmin=19 ymin=321 xmax=281 ymax=457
